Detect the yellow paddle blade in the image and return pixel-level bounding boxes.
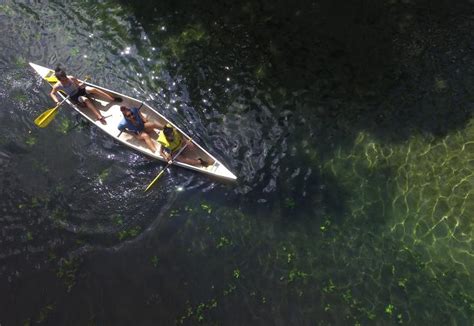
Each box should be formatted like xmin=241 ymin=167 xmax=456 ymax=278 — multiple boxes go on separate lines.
xmin=144 ymin=169 xmax=166 ymax=192
xmin=34 ymin=106 xmax=59 ymax=128
xmin=144 ymin=139 xmax=191 ymax=192
xmin=45 ymin=74 xmax=90 ymax=84
xmin=45 ymin=75 xmax=58 ymax=83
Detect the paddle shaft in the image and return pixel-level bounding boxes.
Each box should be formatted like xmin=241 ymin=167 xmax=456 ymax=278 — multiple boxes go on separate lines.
xmin=144 ymin=139 xmax=191 ymax=192
xmin=55 ymin=94 xmax=70 ymax=108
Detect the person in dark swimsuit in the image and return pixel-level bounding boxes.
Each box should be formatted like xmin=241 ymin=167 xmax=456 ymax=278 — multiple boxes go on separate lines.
xmin=50 ymin=67 xmax=122 ymax=124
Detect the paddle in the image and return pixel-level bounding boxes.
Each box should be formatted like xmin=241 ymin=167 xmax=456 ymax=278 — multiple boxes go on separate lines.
xmin=144 ymin=139 xmax=191 ymax=192
xmin=34 ymin=76 xmax=90 ymax=128
xmin=34 ymin=95 xmax=70 ymax=128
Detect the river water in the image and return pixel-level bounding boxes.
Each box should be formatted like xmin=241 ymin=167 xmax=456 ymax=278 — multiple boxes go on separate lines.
xmin=1 ymin=0 xmax=474 ymax=324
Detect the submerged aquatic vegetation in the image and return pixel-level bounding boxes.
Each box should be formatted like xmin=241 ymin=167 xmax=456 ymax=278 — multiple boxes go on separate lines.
xmin=200 ymin=202 xmax=212 ymax=214
xmin=14 ymin=56 xmax=27 ymax=68
xmin=113 ymin=214 xmax=124 ymax=226
xmin=283 ymin=197 xmax=295 ymax=209
xmin=97 ymin=167 xmax=111 ymax=183
xmin=36 ymin=304 xmax=55 ymax=323
xmin=51 ymin=208 xmax=67 ymax=224
xmin=25 ymin=231 xmax=33 ymax=241
xmin=321 ymin=128 xmax=474 ymax=279
xmin=161 ymin=24 xmax=209 ymax=59
xmin=385 ymin=304 xmax=394 ymax=316
xmin=168 ymin=177 xmax=474 ymax=324
xmin=216 ymin=236 xmax=232 ymax=249
xmin=31 ymin=159 xmax=49 ymax=173
xmin=0 ymin=4 xmax=14 ymax=15
xmin=70 ymin=47 xmax=80 ymax=57
xmin=117 ymin=225 xmax=142 ymax=240
xmin=55 ymin=117 xmax=72 ymax=134
xmin=177 ymin=298 xmax=218 ymax=324
xmin=56 ymin=257 xmax=80 ymax=293
xmin=233 ymin=269 xmax=240 ymax=279
xmin=151 ymin=255 xmax=159 ymax=268
xmin=11 ymin=90 xmax=28 ymax=103
xmin=25 ymin=135 xmax=36 ymax=146
xmin=255 ymin=64 xmax=267 ymax=79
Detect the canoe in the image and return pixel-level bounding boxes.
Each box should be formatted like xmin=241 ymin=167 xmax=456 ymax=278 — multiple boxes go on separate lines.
xmin=29 ymin=62 xmax=237 ymax=181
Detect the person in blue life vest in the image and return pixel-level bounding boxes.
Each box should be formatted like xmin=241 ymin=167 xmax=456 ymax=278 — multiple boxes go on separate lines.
xmin=50 ymin=66 xmax=122 ymax=124
xmin=157 ymin=124 xmax=211 ymax=167
xmin=118 ymin=106 xmax=164 ymax=152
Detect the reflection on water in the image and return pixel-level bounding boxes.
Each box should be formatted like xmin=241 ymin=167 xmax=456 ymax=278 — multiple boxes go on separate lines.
xmin=0 ymin=0 xmax=474 ymax=324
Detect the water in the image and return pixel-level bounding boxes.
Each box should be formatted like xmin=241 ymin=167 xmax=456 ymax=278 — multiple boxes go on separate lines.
xmin=1 ymin=0 xmax=474 ymax=324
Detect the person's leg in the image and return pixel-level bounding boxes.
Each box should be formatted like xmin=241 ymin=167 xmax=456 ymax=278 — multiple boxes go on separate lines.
xmin=175 ymin=146 xmax=210 ymax=166
xmin=82 ymin=98 xmax=106 ymax=124
xmin=84 ymin=86 xmax=116 ymax=102
xmin=137 ymin=132 xmax=157 ymax=152
xmin=144 ymin=121 xmax=164 ymax=131
xmin=175 ymin=155 xmax=201 ymax=166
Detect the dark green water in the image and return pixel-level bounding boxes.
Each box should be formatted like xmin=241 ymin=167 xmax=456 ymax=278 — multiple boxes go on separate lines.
xmin=1 ymin=0 xmax=474 ymax=324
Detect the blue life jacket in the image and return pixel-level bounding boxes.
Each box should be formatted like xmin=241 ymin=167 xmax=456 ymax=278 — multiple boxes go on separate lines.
xmin=118 ymin=107 xmax=144 ymax=133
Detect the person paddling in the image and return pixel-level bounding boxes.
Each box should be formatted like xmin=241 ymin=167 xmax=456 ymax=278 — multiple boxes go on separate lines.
xmin=50 ymin=66 xmax=122 ymax=124
xmin=118 ymin=105 xmax=164 ymax=152
xmin=157 ymin=124 xmax=211 ymax=167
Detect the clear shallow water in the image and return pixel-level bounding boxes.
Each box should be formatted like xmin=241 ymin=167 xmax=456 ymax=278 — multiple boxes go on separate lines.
xmin=1 ymin=0 xmax=474 ymax=324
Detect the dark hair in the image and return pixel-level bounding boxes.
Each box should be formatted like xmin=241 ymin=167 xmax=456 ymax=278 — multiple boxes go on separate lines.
xmin=120 ymin=106 xmax=129 ymax=112
xmin=163 ymin=124 xmax=173 ymax=137
xmin=54 ymin=66 xmax=67 ymax=79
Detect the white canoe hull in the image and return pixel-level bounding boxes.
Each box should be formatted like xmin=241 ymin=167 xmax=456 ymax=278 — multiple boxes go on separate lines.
xmin=29 ymin=62 xmax=237 ymax=181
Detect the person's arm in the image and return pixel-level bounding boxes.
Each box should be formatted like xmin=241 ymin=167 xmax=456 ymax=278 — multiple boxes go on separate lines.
xmin=139 ymin=111 xmax=148 ymax=123
xmin=160 ymin=147 xmax=172 ymax=161
xmin=49 ymin=84 xmax=61 ymax=104
xmin=176 ymin=132 xmax=187 ymax=147
xmin=70 ymin=76 xmax=83 ymax=87
xmin=118 ymin=122 xmax=138 ymax=136
xmin=118 ymin=121 xmax=131 ymax=134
